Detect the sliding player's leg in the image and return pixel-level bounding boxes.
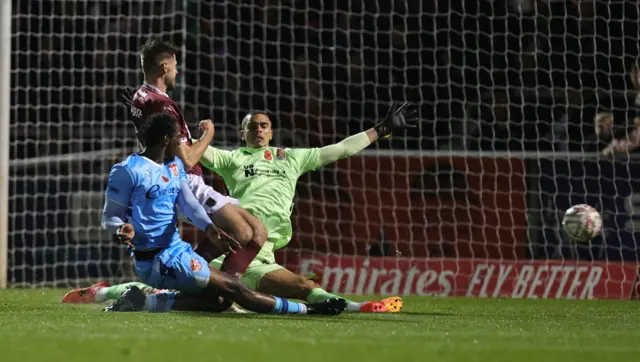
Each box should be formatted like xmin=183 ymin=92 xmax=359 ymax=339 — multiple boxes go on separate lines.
xmin=106 ymin=241 xmax=345 ymax=315
xmin=61 ymin=281 xmax=165 ymax=304
xmin=209 ymin=204 xmax=267 ymax=276
xmin=214 ymin=241 xmax=403 ymax=313
xmin=257 ymin=268 xmax=402 ymax=313
xmin=187 ymin=175 xmax=267 ymax=276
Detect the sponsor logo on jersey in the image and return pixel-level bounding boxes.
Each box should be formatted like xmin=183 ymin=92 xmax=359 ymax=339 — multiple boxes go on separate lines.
xmin=145 ymin=184 xmax=180 ymax=199
xmin=264 ymin=150 xmax=273 ymax=161
xmin=276 ymin=148 xmax=286 ymax=160
xmin=169 ymin=164 xmax=179 ymax=177
xmin=191 ymin=258 xmax=203 ymax=272
xmin=244 ymin=165 xmax=255 ymax=177
xmin=243 ymin=164 xmax=286 ymax=178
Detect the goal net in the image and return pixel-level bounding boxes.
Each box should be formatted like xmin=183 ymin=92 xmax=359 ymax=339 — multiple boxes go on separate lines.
xmin=8 ymin=0 xmax=640 ymax=298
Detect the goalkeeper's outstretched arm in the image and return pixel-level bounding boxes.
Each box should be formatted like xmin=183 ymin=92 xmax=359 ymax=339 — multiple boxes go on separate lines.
xmin=317 ymin=101 xmax=420 ymax=168
xmin=317 ymin=129 xmax=377 ymax=167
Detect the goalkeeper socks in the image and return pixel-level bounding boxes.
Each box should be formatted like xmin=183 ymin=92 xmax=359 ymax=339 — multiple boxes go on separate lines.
xmin=142 ymin=292 xmax=177 ymax=313
xmin=307 ymin=288 xmax=350 ymax=304
xmin=220 ymin=240 xmax=262 ymax=277
xmin=346 ymin=302 xmax=365 ymax=312
xmin=271 ymin=297 xmax=308 ymax=314
xmin=96 ymin=282 xmax=150 ymax=302
xmin=306 ymin=288 xmax=363 ymax=312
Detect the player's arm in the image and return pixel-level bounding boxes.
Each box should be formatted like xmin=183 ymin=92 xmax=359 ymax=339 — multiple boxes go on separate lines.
xmin=101 ymin=165 xmax=136 ymax=244
xmin=176 ymin=120 xmax=215 ymax=171
xmin=176 ymin=180 xmax=214 ymax=232
xmin=197 ymin=145 xmax=233 ymax=173
xmin=317 ymin=129 xmax=378 ymax=167
xmin=317 ymin=101 xmax=419 ymax=168
xmin=176 ymin=179 xmax=242 ymax=253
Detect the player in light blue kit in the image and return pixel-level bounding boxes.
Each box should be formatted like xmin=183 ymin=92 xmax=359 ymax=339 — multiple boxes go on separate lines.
xmin=101 ymin=112 xmax=346 ymax=315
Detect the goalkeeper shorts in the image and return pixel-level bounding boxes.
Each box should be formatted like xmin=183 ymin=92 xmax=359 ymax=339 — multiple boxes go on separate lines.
xmin=209 ymin=240 xmax=284 ymax=290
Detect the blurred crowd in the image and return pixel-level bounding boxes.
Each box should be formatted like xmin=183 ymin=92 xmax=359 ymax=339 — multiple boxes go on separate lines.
xmin=10 ymin=0 xmax=640 ymax=156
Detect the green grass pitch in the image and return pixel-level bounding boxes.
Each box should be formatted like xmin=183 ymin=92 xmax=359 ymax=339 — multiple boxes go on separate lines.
xmin=1 ymin=289 xmax=639 ymax=362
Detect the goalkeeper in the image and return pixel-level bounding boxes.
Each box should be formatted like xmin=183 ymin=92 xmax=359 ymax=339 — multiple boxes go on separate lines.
xmin=63 ymin=102 xmax=417 ymax=313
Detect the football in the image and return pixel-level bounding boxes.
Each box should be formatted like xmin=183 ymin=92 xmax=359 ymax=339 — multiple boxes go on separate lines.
xmin=562 ymin=204 xmax=602 ymax=242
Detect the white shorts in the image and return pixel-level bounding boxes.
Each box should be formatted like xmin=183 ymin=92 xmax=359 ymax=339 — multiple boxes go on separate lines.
xmin=183 ymin=173 xmax=239 ymax=215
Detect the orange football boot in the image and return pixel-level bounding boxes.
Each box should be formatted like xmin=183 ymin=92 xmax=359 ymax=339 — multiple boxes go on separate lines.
xmin=359 ymin=296 xmax=403 ymax=313
xmin=61 ymin=281 xmax=110 ymax=304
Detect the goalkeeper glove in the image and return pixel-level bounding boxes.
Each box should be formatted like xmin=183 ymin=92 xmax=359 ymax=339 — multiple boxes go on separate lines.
xmin=374 ymin=101 xmax=419 ymax=139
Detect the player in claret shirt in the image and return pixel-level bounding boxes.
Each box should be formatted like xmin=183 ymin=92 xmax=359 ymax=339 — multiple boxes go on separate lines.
xmin=63 ymin=38 xmax=270 ymax=310
xmin=100 ymin=112 xmax=346 ymax=315
xmin=126 ymin=38 xmax=267 ymax=278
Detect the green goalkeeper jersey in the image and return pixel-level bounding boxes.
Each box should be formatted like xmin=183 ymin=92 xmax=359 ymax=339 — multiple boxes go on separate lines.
xmin=201 ymin=146 xmax=321 ymax=250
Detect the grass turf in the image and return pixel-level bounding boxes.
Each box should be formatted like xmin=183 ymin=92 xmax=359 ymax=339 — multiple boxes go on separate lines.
xmin=0 ymin=289 xmax=639 ymax=362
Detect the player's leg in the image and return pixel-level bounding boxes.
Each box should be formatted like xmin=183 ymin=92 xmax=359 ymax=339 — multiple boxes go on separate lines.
xmin=256 ymin=268 xmax=402 ymax=312
xmin=196 ymin=264 xmax=345 ymax=315
xmin=211 ymin=241 xmax=401 ymax=313
xmin=106 ymin=242 xmax=345 ymax=315
xmin=239 ymin=244 xmax=402 ymax=313
xmin=61 ymin=281 xmax=167 ymax=304
xmin=210 ymin=204 xmax=268 ymax=276
xmin=188 ymin=175 xmax=267 ymax=276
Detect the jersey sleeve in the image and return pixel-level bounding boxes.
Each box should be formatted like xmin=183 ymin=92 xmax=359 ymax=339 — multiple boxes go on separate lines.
xmin=175 ymin=157 xmax=188 ymax=182
xmin=288 ymin=148 xmax=322 ymax=176
xmin=105 ymin=164 xmax=135 ymax=206
xmin=200 ymin=146 xmax=233 ymax=173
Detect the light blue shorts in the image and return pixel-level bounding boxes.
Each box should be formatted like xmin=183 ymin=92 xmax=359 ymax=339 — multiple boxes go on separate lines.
xmin=134 ymin=241 xmax=210 ymax=294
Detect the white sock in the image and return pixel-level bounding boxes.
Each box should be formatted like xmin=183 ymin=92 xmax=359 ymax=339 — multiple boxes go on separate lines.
xmin=94 ymin=288 xmax=108 ymax=303
xmin=346 ymin=301 xmax=365 ymax=312
xmin=299 ymin=303 xmax=308 ymax=314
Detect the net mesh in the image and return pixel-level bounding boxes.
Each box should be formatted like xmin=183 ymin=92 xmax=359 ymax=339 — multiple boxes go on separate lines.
xmin=8 ymin=0 xmax=640 ymax=296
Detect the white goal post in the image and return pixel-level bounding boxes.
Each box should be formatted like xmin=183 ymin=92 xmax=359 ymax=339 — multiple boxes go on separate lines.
xmin=0 ymin=0 xmax=11 ymax=289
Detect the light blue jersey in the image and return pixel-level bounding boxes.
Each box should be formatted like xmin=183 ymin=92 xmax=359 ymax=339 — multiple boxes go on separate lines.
xmin=105 ymin=154 xmax=187 ymax=250
xmin=103 ymin=152 xmax=215 ymax=293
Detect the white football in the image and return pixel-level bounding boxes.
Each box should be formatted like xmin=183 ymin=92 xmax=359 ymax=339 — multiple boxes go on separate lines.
xmin=562 ymin=204 xmax=602 ymax=242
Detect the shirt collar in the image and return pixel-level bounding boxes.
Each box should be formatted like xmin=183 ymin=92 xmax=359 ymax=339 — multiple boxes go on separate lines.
xmin=142 ymin=83 xmax=169 ymax=98
xmin=239 ymin=147 xmax=268 ymax=154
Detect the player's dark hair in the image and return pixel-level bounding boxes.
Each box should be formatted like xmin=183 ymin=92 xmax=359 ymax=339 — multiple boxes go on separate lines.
xmin=241 ymin=111 xmax=276 ymax=129
xmin=140 ymin=37 xmax=180 ymax=75
xmin=139 ymin=113 xmax=178 ymax=148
